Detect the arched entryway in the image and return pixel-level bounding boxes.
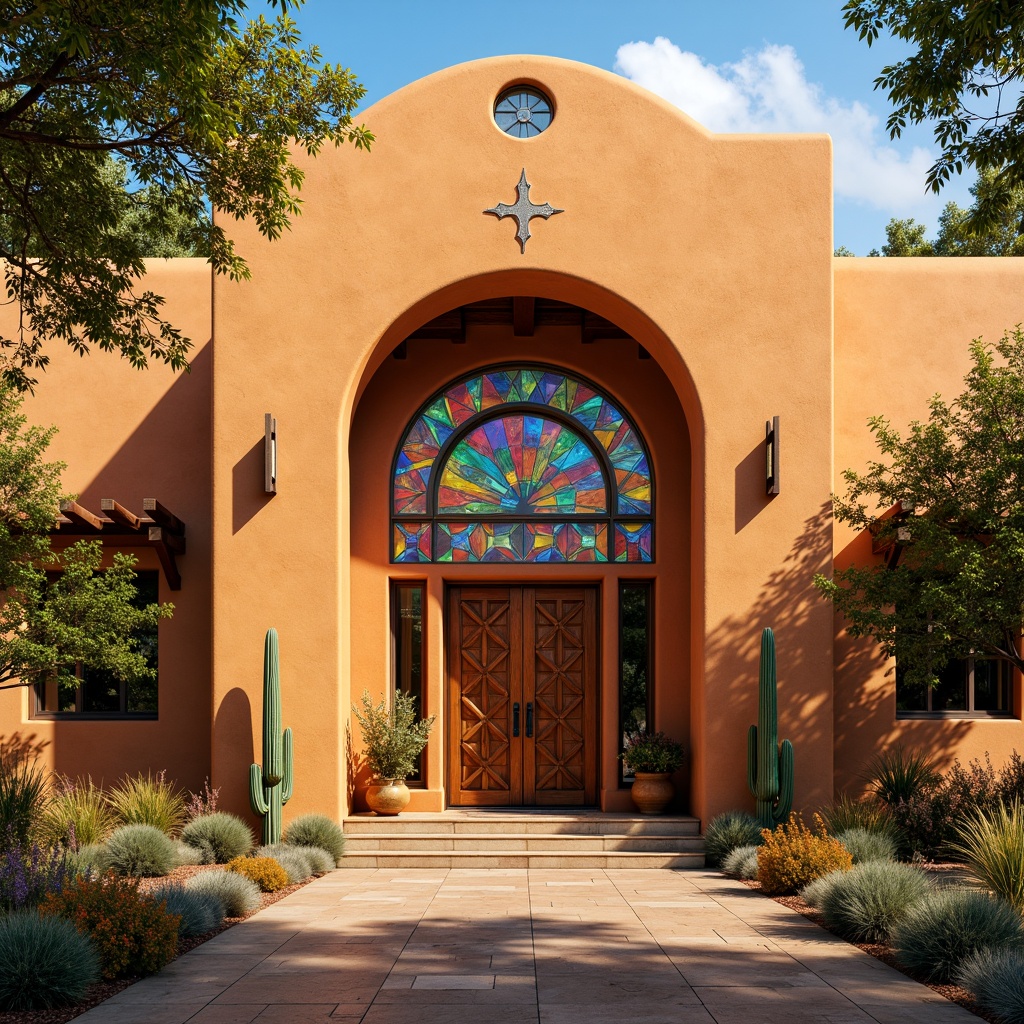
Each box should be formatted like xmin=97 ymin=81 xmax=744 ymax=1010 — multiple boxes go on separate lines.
xmin=348 ymin=288 xmax=696 ymax=813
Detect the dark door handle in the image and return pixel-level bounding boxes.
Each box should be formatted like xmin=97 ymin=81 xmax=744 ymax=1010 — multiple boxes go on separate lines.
xmin=512 ymin=702 xmax=520 ymax=737
xmin=525 ymin=702 xmax=533 ymax=738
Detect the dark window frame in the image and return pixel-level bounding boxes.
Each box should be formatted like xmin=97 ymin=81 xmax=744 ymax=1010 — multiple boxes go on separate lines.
xmin=618 ymin=579 xmax=654 ymax=786
xmin=390 ymin=579 xmax=427 ymax=786
xmin=896 ymin=655 xmax=1015 ymax=720
xmin=31 ymin=570 xmax=160 ymax=721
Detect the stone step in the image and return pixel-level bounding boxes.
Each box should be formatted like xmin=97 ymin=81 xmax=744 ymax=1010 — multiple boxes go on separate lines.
xmin=343 ymin=833 xmax=705 ymax=853
xmin=343 ymin=814 xmax=700 ymax=837
xmin=339 ymin=850 xmax=705 ymax=870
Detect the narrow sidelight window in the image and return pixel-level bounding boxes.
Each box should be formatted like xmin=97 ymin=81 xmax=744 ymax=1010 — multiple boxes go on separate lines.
xmin=391 ymin=581 xmax=426 ymax=784
xmin=619 ymin=581 xmax=653 ymax=783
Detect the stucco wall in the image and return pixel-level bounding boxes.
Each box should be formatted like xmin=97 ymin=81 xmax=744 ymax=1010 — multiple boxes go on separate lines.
xmin=0 ymin=259 xmax=212 ymax=792
xmin=833 ymin=258 xmax=1024 ymax=794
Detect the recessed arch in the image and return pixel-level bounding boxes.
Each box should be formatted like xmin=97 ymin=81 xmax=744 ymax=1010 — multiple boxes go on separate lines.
xmin=391 ymin=363 xmax=654 ymax=563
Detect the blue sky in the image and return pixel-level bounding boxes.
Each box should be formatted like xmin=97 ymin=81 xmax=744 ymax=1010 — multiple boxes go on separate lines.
xmin=290 ymin=1 xmax=972 ymax=256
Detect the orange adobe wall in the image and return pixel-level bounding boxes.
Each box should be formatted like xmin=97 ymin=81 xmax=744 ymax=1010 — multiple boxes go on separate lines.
xmin=833 ymin=258 xmax=1024 ymax=795
xmin=0 ymin=259 xmax=213 ymax=794
xmin=211 ymin=55 xmax=835 ymax=827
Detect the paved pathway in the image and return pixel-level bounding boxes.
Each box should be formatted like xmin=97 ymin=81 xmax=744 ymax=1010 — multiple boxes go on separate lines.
xmin=76 ymin=868 xmax=978 ymax=1024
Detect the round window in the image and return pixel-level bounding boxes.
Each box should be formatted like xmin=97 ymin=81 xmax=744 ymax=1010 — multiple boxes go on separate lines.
xmin=494 ymin=86 xmax=553 ymax=138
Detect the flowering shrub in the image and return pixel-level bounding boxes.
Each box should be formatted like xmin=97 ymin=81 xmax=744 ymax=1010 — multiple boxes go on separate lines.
xmin=41 ymin=873 xmax=179 ymax=979
xmin=227 ymin=856 xmax=288 ymax=892
xmin=757 ymin=813 xmax=852 ymax=895
xmin=620 ymin=732 xmax=684 ymax=774
xmin=0 ymin=835 xmax=68 ymax=912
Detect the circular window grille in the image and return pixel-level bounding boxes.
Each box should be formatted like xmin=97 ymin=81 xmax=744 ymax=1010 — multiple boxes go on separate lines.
xmin=494 ymin=86 xmax=553 ymax=138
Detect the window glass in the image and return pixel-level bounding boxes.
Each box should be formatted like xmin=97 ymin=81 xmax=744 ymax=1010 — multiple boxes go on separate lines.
xmin=619 ymin=582 xmax=652 ymax=782
xmin=392 ymin=582 xmax=425 ymax=784
xmin=974 ymin=659 xmax=1009 ymax=713
xmin=896 ymin=654 xmax=1013 ymax=717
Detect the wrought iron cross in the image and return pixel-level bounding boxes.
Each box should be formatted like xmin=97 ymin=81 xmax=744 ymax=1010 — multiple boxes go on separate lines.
xmin=485 ymin=169 xmax=563 ymax=253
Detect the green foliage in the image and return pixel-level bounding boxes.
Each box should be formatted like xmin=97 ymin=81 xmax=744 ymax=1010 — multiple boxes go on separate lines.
xmin=0 ymin=910 xmax=99 ymax=1010
xmin=956 ymin=947 xmax=1024 ymax=1023
xmin=107 ymin=772 xmax=185 ymax=836
xmin=41 ymin=873 xmax=180 ymax=979
xmin=747 ymin=627 xmax=795 ymax=828
xmin=950 ymin=802 xmax=1024 ymax=912
xmin=721 ymin=844 xmax=760 ymax=880
xmin=819 ymin=860 xmax=932 ymax=943
xmin=227 ymin=855 xmax=288 ymax=892
xmin=704 ymin=810 xmax=764 ymax=868
xmin=256 ymin=843 xmax=312 ymax=883
xmin=180 ymin=812 xmax=253 ymax=864
xmin=842 ymin=1 xmax=1024 ymax=234
xmin=0 ymin=0 xmax=372 ymax=390
xmin=620 ymin=731 xmax=684 ymax=775
xmin=353 ymin=689 xmax=436 ymax=782
xmin=892 ymin=888 xmax=1024 ymax=983
xmin=799 ymin=869 xmax=848 ymax=909
xmin=184 ymin=868 xmax=260 ymax=918
xmin=864 ymin=746 xmax=941 ymax=807
xmin=66 ymin=843 xmax=110 ymax=878
xmin=284 ymin=813 xmax=344 ymax=862
xmin=106 ymin=824 xmax=176 ymax=877
xmin=172 ymin=840 xmax=204 ymax=867
xmin=148 ymin=881 xmax=224 ymax=938
xmin=819 ymin=794 xmax=898 ymax=839
xmin=35 ymin=777 xmax=114 ymax=849
xmin=816 ymin=330 xmax=1024 ymax=687
xmin=757 ymin=813 xmax=853 ymax=896
xmin=301 ymin=846 xmax=336 ymax=875
xmin=0 ymin=386 xmax=172 ymax=694
xmin=0 ymin=753 xmax=47 ymax=845
xmin=835 ymin=827 xmax=898 ymax=864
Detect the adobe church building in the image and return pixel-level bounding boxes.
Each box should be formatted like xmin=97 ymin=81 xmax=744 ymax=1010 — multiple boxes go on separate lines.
xmin=4 ymin=56 xmax=1023 ymax=828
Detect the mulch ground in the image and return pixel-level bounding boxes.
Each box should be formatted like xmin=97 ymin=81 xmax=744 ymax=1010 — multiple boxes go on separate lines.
xmin=0 ymin=864 xmax=311 ymax=1024
xmin=742 ymin=862 xmax=993 ymax=1023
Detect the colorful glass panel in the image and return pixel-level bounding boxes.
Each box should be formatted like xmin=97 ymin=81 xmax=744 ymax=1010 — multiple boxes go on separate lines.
xmin=436 ymin=522 xmax=522 ymax=562
xmin=392 ymin=522 xmax=431 ymax=562
xmin=524 ymin=523 xmax=608 ymax=562
xmin=393 ymin=367 xmax=652 ymax=515
xmin=614 ymin=522 xmax=653 ymax=563
xmin=437 ymin=415 xmax=607 ymax=515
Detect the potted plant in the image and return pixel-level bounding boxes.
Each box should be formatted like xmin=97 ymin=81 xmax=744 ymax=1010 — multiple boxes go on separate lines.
xmin=352 ymin=689 xmax=435 ymax=815
xmin=621 ymin=731 xmax=684 ymax=815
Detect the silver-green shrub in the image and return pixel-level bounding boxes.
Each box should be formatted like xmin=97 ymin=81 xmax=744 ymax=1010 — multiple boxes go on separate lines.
xmin=799 ymin=869 xmax=848 ymax=909
xmin=284 ymin=814 xmax=344 ymax=862
xmin=302 ymin=846 xmax=336 ymax=874
xmin=704 ymin=811 xmax=763 ymax=868
xmin=256 ymin=843 xmax=312 ymax=883
xmin=66 ymin=843 xmax=111 ymax=878
xmin=106 ymin=824 xmax=176 ymax=877
xmin=172 ymin=840 xmax=205 ymax=866
xmin=148 ymin=882 xmax=225 ymax=937
xmin=180 ymin=813 xmax=253 ymax=864
xmin=892 ymin=888 xmax=1024 ymax=982
xmin=0 ymin=911 xmax=100 ymax=1010
xmin=835 ymin=827 xmax=897 ymax=864
xmin=184 ymin=869 xmax=260 ymax=917
xmin=721 ymin=844 xmax=760 ymax=880
xmin=819 ymin=860 xmax=931 ymax=943
xmin=956 ymin=947 xmax=1024 ymax=1023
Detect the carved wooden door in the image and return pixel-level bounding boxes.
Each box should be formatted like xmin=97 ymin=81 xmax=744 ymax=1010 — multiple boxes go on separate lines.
xmin=448 ymin=586 xmax=598 ymax=806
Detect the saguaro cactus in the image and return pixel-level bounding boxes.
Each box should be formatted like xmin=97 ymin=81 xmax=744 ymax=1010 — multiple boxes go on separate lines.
xmin=747 ymin=627 xmax=795 ymax=828
xmin=249 ymin=628 xmax=293 ymax=845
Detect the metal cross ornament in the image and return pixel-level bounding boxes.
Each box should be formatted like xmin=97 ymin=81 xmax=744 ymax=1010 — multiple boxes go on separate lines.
xmin=485 ymin=169 xmax=563 ymax=253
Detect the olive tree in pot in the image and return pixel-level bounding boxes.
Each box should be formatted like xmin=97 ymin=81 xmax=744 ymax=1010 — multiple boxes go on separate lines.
xmin=352 ymin=689 xmax=436 ymax=815
xmin=621 ymin=732 xmax=684 ymax=814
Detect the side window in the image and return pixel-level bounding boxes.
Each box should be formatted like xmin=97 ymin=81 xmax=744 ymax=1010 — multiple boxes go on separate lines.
xmin=391 ymin=581 xmax=426 ymax=784
xmin=619 ymin=580 xmax=653 ymax=783
xmin=896 ymin=656 xmax=1012 ymax=718
xmin=33 ymin=571 xmax=160 ymax=719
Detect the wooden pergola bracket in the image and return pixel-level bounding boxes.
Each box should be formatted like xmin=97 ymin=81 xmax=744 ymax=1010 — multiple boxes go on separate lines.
xmin=53 ymin=497 xmax=187 ymax=591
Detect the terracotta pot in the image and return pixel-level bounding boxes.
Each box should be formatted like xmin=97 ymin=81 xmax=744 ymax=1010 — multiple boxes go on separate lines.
xmin=630 ymin=772 xmax=674 ymax=815
xmin=365 ymin=779 xmax=411 ymax=816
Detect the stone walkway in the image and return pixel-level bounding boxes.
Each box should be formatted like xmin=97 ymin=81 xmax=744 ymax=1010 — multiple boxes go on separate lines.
xmin=75 ymin=868 xmax=978 ymax=1024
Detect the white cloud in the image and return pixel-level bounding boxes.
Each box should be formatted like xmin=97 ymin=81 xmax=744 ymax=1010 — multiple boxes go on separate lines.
xmin=614 ymin=37 xmax=938 ymax=214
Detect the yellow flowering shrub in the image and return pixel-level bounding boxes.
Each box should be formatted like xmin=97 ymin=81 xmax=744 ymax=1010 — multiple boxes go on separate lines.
xmin=756 ymin=812 xmax=852 ymax=895
xmin=226 ymin=856 xmax=288 ymax=893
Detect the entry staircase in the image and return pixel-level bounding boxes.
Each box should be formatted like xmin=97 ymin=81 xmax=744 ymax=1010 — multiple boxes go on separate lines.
xmin=341 ymin=810 xmax=705 ymax=869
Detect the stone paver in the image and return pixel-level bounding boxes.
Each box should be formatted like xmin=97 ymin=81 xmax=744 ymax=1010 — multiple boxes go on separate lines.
xmin=73 ymin=869 xmax=980 ymax=1024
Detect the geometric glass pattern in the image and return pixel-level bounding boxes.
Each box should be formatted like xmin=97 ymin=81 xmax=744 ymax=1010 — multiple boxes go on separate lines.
xmin=392 ymin=365 xmax=653 ymax=563
xmin=494 ymin=86 xmax=553 ymax=139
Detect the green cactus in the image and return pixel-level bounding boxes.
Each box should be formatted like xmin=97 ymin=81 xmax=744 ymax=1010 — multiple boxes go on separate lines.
xmin=747 ymin=627 xmax=795 ymax=829
xmin=249 ymin=628 xmax=293 ymax=845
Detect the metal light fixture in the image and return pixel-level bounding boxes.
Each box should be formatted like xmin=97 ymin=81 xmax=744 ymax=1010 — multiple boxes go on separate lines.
xmin=765 ymin=416 xmax=780 ymax=496
xmin=264 ymin=414 xmax=277 ymax=494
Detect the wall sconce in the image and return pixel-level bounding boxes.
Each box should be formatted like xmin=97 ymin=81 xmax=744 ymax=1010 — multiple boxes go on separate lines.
xmin=264 ymin=413 xmax=277 ymax=494
xmin=765 ymin=416 xmax=780 ymax=496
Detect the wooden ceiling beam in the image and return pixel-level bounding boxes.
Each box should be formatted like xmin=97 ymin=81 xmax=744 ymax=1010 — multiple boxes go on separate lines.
xmin=513 ymin=296 xmax=535 ymax=337
xmin=100 ymin=498 xmax=142 ymax=531
xmin=59 ymin=500 xmax=103 ymax=531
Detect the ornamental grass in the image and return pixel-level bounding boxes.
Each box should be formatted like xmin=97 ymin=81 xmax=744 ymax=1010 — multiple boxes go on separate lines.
xmin=950 ymin=800 xmax=1024 ymax=912
xmin=107 ymin=771 xmax=186 ymax=837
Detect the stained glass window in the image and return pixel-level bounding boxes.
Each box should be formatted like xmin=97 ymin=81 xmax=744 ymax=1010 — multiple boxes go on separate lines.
xmin=392 ymin=366 xmax=653 ymax=563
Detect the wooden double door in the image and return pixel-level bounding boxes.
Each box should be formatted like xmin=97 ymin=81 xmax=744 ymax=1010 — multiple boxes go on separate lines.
xmin=447 ymin=586 xmax=598 ymax=806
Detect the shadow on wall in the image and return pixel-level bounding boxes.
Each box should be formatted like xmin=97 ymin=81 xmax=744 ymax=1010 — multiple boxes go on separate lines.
xmin=214 ymin=687 xmax=256 ymax=832
xmin=0 ymin=731 xmax=49 ymax=766
xmin=704 ymin=503 xmax=835 ymax=817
